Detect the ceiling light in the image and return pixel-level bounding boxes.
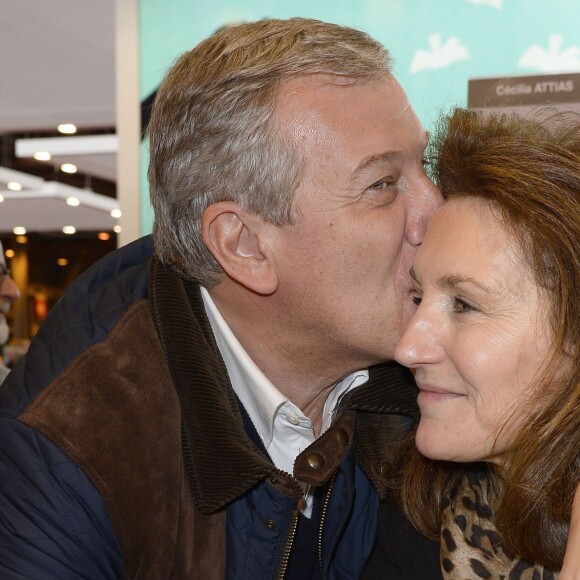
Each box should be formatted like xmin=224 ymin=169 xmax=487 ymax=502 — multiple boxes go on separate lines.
xmin=5 ymin=249 xmax=14 ymax=259
xmin=62 ymin=225 xmax=76 ymax=235
xmin=13 ymin=226 xmax=27 ymax=235
xmin=57 ymin=258 xmax=69 ymax=266
xmin=57 ymin=124 xmax=77 ymax=135
xmin=61 ymin=163 xmax=77 ymax=174
xmin=110 ymin=208 xmax=122 ymax=219
xmin=98 ymin=232 xmax=110 ymax=241
xmin=66 ymin=196 xmax=80 ymax=206
xmin=7 ymin=181 xmax=22 ymax=191
xmin=17 ymin=135 xmax=118 ymax=158
xmin=33 ymin=151 xmax=51 ymax=161
xmin=113 ymin=225 xmax=122 ymax=234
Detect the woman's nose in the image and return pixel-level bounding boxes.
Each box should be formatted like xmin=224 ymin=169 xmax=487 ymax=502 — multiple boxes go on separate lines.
xmin=395 ymin=308 xmax=444 ymax=368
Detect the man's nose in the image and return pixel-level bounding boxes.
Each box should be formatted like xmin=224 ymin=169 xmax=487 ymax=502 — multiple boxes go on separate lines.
xmin=0 ymin=275 xmax=20 ymax=303
xmin=405 ymin=178 xmax=444 ymax=247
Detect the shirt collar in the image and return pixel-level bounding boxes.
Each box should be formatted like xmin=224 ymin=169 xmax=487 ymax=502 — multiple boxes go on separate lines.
xmin=200 ymin=287 xmax=368 ymax=447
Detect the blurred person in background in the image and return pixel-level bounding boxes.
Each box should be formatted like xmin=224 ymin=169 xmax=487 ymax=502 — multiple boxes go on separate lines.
xmin=0 ymin=240 xmax=20 ymax=383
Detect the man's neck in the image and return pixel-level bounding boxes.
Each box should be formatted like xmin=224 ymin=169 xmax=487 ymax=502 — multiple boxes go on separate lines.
xmin=207 ymin=285 xmax=366 ymax=429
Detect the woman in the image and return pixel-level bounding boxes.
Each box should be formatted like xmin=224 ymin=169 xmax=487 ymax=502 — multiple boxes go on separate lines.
xmin=385 ymin=108 xmax=579 ymax=577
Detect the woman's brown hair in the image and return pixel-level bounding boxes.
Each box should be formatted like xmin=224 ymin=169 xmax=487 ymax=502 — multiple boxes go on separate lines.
xmin=393 ymin=108 xmax=580 ymax=569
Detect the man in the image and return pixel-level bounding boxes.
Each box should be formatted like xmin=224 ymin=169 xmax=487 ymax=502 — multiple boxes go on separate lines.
xmin=0 ymin=18 xmax=442 ymax=578
xmin=0 ymin=241 xmax=20 ymax=383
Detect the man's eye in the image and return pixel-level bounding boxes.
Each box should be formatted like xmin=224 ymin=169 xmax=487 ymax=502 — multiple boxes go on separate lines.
xmin=411 ymin=294 xmax=422 ymax=306
xmin=369 ymin=179 xmax=395 ymax=191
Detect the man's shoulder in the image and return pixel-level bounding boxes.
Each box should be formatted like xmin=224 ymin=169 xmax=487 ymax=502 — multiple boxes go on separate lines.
xmin=0 ymin=237 xmax=182 ymax=578
xmin=0 ymin=236 xmax=155 ymax=417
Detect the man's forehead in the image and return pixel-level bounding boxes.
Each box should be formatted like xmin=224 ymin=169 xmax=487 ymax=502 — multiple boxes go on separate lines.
xmin=276 ymin=74 xmax=411 ymax=134
xmin=278 ymin=72 xmax=396 ymax=102
xmin=276 ymin=73 xmax=419 ymax=135
xmin=281 ymin=73 xmax=363 ymax=92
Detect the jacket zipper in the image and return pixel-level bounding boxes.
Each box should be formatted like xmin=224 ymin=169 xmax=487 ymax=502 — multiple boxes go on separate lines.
xmin=318 ymin=470 xmax=338 ymax=568
xmin=277 ymin=507 xmax=300 ymax=580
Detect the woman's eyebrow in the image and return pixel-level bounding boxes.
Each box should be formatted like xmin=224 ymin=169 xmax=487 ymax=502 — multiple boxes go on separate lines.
xmin=438 ymin=274 xmax=495 ymax=295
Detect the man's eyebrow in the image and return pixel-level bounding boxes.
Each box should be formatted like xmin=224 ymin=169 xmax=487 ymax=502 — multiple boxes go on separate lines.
xmin=351 ymin=151 xmax=400 ymax=181
xmin=439 ymin=274 xmax=495 ymax=294
xmin=351 ymin=135 xmax=430 ymax=183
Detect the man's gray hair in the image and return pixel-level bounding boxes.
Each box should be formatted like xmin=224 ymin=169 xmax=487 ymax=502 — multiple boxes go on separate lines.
xmin=148 ymin=17 xmax=393 ymax=287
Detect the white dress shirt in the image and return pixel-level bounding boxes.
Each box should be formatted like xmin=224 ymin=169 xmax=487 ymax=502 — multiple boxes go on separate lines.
xmin=201 ymin=287 xmax=368 ymax=517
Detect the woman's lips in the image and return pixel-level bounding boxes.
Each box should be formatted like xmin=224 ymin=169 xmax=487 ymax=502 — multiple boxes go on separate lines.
xmin=416 ymin=383 xmax=464 ymax=402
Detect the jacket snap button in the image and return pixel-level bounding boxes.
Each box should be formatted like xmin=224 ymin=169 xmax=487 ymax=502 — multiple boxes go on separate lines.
xmin=307 ymin=452 xmax=325 ymax=470
xmin=336 ymin=428 xmax=349 ymax=446
xmin=265 ymin=519 xmax=277 ymax=530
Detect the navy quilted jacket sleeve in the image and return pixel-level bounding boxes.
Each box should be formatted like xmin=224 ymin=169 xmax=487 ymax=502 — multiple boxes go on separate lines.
xmin=0 ymin=418 xmax=123 ymax=578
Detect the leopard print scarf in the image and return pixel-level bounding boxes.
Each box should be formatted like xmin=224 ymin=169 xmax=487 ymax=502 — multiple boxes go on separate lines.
xmin=440 ymin=470 xmax=558 ymax=579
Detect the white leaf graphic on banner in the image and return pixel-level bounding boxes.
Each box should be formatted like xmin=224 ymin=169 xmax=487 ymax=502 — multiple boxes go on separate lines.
xmin=465 ymin=0 xmax=502 ymax=8
xmin=518 ymin=34 xmax=580 ymax=72
xmin=410 ymin=34 xmax=470 ymax=73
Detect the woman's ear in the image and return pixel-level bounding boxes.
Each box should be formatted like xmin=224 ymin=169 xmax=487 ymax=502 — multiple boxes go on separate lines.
xmin=201 ymin=201 xmax=279 ymax=295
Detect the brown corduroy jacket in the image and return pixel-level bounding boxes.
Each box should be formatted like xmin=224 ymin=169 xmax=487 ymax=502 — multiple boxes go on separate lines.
xmin=17 ymin=254 xmax=419 ymax=578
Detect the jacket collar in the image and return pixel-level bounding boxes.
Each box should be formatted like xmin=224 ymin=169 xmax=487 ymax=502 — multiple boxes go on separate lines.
xmin=149 ymin=256 xmax=419 ymax=511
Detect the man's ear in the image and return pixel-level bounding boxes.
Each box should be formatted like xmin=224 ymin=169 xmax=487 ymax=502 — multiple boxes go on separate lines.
xmin=202 ymin=201 xmax=279 ymax=295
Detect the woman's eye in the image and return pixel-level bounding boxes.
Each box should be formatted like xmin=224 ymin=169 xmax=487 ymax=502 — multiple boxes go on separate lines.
xmin=453 ymin=297 xmax=477 ymax=313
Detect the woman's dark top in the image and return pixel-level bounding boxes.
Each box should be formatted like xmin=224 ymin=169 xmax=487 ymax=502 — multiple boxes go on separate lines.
xmin=362 ymin=500 xmax=443 ymax=580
